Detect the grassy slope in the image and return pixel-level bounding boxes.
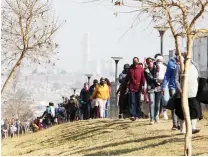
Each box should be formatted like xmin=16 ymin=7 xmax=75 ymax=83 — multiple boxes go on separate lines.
xmin=2 ymin=119 xmax=208 ymax=156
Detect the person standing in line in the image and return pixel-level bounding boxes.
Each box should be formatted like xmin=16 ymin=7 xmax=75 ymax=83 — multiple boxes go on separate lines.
xmin=90 ymin=78 xmax=109 ymax=118
xmin=175 ymin=57 xmax=202 ymax=134
xmin=80 ymin=83 xmax=91 ymax=120
xmin=117 ymin=64 xmax=130 ymax=119
xmin=144 ymin=57 xmax=163 ymax=124
xmin=127 ymin=57 xmax=145 ymax=121
xmin=153 ymin=54 xmax=168 ymax=120
xmin=162 ymin=52 xmax=181 ymax=130
xmin=89 ymin=79 xmax=98 ymax=118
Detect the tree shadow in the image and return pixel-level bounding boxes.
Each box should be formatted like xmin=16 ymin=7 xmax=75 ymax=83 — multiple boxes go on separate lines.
xmin=83 ymin=138 xmax=184 ymax=156
xmin=70 ymin=134 xmax=178 ymax=155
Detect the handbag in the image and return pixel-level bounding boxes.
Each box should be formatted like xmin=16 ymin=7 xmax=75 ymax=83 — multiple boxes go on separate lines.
xmin=196 ymin=77 xmax=208 ymax=104
xmin=162 ymin=93 xmax=177 ymax=110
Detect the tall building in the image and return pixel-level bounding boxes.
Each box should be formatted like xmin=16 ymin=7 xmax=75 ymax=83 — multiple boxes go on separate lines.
xmin=81 ymin=33 xmax=91 ymax=72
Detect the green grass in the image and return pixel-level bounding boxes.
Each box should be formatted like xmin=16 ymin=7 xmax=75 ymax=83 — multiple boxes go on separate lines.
xmin=2 ymin=118 xmax=208 ymax=156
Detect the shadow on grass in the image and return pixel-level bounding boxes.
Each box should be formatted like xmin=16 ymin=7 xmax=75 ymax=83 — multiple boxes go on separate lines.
xmin=70 ymin=135 xmax=207 ymax=155
xmin=39 ymin=121 xmax=133 ymax=145
xmin=70 ymin=134 xmax=179 ymax=155
xmin=83 ymin=138 xmax=184 ymax=156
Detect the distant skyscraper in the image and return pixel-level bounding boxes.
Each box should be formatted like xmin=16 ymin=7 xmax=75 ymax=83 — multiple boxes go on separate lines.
xmin=81 ymin=33 xmax=91 ymax=73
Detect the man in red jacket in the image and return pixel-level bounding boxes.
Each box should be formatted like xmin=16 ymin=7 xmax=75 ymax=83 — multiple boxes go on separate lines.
xmin=127 ymin=57 xmax=145 ymax=121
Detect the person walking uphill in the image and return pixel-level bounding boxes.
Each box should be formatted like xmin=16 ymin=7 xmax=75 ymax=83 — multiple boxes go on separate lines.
xmin=127 ymin=57 xmax=145 ymax=121
xmin=144 ymin=57 xmax=163 ymax=125
xmin=175 ymin=57 xmax=202 ymax=134
xmin=89 ymin=79 xmax=98 ymax=118
xmin=117 ymin=64 xmax=130 ymax=119
xmin=80 ymin=83 xmax=91 ymax=120
xmin=162 ymin=53 xmax=180 ymax=130
xmin=90 ymin=78 xmax=109 ymax=118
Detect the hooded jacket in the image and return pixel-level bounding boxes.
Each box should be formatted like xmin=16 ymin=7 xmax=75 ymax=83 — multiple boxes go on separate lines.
xmin=162 ymin=57 xmax=177 ymax=90
xmin=80 ymin=88 xmax=90 ymax=102
xmin=127 ymin=64 xmax=145 ymax=92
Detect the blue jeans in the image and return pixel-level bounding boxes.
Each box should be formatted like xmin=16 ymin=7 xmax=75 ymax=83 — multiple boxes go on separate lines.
xmin=129 ymin=91 xmax=143 ymax=118
xmin=169 ymin=89 xmax=179 ymax=126
xmin=148 ymin=91 xmax=162 ymax=121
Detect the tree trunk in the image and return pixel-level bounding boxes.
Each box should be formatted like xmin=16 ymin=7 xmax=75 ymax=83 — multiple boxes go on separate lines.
xmin=180 ymin=36 xmax=193 ymax=156
xmin=1 ymin=52 xmax=24 ymax=94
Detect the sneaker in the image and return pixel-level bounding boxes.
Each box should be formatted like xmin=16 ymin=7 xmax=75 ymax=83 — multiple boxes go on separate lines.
xmin=177 ymin=125 xmax=180 ymax=130
xmin=192 ymin=129 xmax=200 ymax=134
xmin=130 ymin=117 xmax=136 ymax=121
xmin=172 ymin=125 xmax=178 ymax=130
xmin=155 ymin=117 xmax=160 ymax=123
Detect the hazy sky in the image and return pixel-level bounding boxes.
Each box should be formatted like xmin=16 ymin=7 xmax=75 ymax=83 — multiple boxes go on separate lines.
xmin=52 ymin=0 xmax=176 ymax=73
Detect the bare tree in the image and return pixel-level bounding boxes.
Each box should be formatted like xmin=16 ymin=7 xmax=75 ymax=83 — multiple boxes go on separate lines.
xmin=110 ymin=0 xmax=208 ymax=156
xmin=1 ymin=0 xmax=65 ymax=94
xmin=2 ymin=89 xmax=34 ymax=121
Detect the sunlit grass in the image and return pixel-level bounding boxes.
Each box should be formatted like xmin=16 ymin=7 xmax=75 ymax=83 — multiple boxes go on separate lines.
xmin=2 ymin=118 xmax=208 ymax=156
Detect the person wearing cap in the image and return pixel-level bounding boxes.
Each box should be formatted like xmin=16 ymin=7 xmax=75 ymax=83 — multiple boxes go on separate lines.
xmin=90 ymin=78 xmax=109 ymax=118
xmin=117 ymin=63 xmax=130 ymax=119
xmin=154 ymin=54 xmax=168 ymax=121
xmin=127 ymin=57 xmax=145 ymax=121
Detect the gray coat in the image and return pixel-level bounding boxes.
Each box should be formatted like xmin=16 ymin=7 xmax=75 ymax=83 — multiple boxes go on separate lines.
xmin=175 ymin=62 xmax=199 ymax=98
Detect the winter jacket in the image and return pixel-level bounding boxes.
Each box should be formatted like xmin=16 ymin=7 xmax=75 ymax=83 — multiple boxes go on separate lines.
xmin=175 ymin=62 xmax=199 ymax=98
xmin=144 ymin=67 xmax=156 ymax=93
xmin=90 ymin=84 xmax=109 ymax=100
xmin=119 ymin=70 xmax=128 ymax=84
xmin=127 ymin=64 xmax=145 ymax=92
xmin=89 ymin=84 xmax=97 ymax=96
xmin=162 ymin=57 xmax=177 ymax=90
xmin=80 ymin=89 xmax=90 ymax=102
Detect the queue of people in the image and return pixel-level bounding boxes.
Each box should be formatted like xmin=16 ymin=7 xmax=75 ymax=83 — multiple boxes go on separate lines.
xmin=116 ymin=52 xmax=205 ymax=134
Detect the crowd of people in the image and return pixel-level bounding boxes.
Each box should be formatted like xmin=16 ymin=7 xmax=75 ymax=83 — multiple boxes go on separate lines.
xmin=116 ymin=52 xmax=203 ymax=134
xmin=2 ymin=51 xmax=206 ymax=138
xmin=1 ymin=119 xmax=30 ymax=139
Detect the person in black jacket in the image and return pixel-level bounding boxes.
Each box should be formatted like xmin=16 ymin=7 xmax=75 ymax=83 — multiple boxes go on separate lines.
xmin=89 ymin=79 xmax=98 ymax=118
xmin=117 ymin=64 xmax=130 ymax=119
xmin=80 ymin=83 xmax=91 ymax=120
